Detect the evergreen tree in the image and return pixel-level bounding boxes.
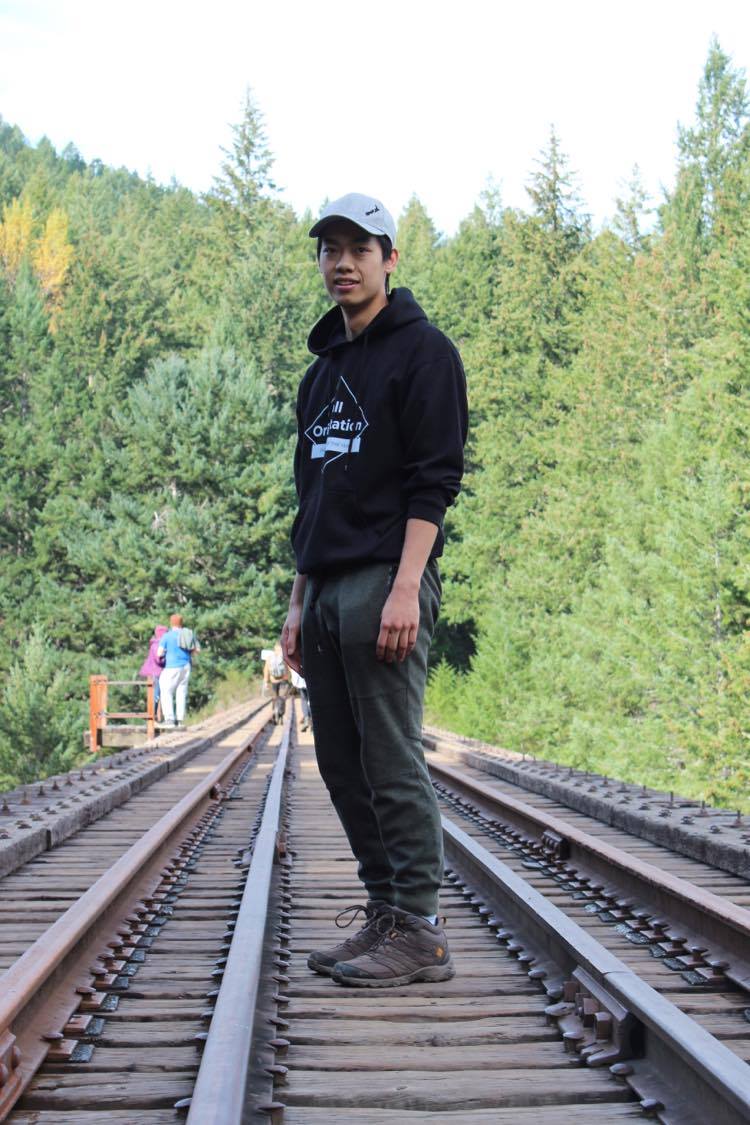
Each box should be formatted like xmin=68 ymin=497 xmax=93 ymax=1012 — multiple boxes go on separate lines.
xmin=209 ymin=88 xmax=276 ymax=245
xmin=664 ymin=39 xmax=750 ymax=265
xmin=395 ymin=196 xmax=441 ymax=309
xmin=27 ymin=348 xmax=295 ymax=700
xmin=0 ymin=627 xmax=82 ymax=787
xmin=613 ymin=166 xmax=652 ymax=252
xmin=210 ymin=201 xmax=327 ymax=404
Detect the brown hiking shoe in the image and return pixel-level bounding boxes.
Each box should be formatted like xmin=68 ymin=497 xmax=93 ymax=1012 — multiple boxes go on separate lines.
xmin=332 ymin=906 xmax=454 ymax=987
xmin=307 ymin=901 xmax=392 ymax=976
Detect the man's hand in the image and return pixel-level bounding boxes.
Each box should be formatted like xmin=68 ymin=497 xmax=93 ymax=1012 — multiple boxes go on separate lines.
xmin=377 ymin=582 xmax=419 ymax=663
xmin=281 ymin=573 xmax=307 ymax=675
xmin=375 ymin=519 xmax=437 ymax=662
xmin=281 ymin=603 xmax=303 ymax=674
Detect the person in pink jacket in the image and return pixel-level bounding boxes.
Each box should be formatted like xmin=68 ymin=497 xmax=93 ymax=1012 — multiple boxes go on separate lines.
xmin=139 ymin=624 xmax=168 ymax=721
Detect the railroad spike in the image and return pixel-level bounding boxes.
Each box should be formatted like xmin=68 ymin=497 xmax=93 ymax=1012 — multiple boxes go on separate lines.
xmin=265 ymin=1064 xmax=288 ymax=1085
xmin=258 ymin=1103 xmax=285 ymax=1123
xmin=268 ymin=1038 xmax=290 ymax=1056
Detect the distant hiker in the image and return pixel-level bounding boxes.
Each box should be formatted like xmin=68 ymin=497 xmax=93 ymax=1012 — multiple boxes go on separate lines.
xmin=139 ymin=623 xmax=168 ymax=722
xmin=263 ymin=642 xmax=289 ymax=725
xmin=281 ymin=193 xmax=467 ymax=987
xmin=290 ymin=668 xmax=311 ymax=731
xmin=158 ymin=613 xmax=200 ymax=728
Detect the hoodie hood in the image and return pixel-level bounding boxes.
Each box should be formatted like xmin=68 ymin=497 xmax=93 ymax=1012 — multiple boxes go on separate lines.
xmin=307 ymin=287 xmax=428 ymax=357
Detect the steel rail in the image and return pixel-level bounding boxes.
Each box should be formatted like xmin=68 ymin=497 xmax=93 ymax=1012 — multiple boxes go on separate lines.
xmin=429 ymin=757 xmax=750 ymax=987
xmin=442 ymin=813 xmax=750 ymax=1125
xmin=186 ymin=706 xmax=292 ymax=1124
xmin=0 ymin=697 xmax=270 ymax=883
xmin=0 ymin=707 xmax=270 ymax=1120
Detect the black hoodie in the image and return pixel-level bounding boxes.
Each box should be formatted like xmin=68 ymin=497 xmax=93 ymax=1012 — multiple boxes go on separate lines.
xmin=291 ymin=288 xmax=468 ymax=576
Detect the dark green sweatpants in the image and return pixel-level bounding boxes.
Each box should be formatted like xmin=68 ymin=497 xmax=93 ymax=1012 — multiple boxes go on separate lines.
xmin=301 ymin=560 xmax=443 ymax=917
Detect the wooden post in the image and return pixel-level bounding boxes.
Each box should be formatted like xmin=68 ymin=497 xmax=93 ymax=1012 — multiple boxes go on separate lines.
xmin=89 ymin=675 xmax=108 ymax=753
xmin=100 ymin=677 xmax=108 ymax=732
xmin=146 ymin=677 xmax=155 ymax=740
xmin=88 ymin=676 xmax=98 ymax=753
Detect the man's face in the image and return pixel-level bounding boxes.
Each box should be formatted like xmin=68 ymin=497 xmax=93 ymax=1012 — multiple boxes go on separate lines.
xmin=318 ymin=220 xmax=397 ymax=311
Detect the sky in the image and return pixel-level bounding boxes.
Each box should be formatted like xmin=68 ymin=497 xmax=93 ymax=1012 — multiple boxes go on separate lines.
xmin=1 ymin=0 xmax=749 ymax=236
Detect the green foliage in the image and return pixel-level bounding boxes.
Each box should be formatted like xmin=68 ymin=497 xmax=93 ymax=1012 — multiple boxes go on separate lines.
xmin=27 ymin=347 xmax=295 ymax=700
xmin=2 ymin=44 xmax=750 ymax=815
xmin=209 ymin=88 xmax=276 ymax=244
xmin=0 ymin=627 xmax=83 ymax=786
xmin=424 ymin=659 xmax=465 ymax=730
xmin=191 ymin=668 xmax=258 ymax=722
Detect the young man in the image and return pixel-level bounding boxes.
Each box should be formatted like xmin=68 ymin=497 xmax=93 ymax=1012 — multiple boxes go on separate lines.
xmin=281 ymin=193 xmax=467 ymax=987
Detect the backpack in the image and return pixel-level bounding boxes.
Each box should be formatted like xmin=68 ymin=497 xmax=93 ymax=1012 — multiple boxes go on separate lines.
xmin=178 ymin=627 xmax=198 ymax=652
xmin=270 ymin=654 xmax=286 ymax=679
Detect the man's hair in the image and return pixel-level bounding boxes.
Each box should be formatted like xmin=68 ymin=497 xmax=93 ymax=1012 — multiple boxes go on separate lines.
xmin=170 ymin=613 xmax=183 ymax=627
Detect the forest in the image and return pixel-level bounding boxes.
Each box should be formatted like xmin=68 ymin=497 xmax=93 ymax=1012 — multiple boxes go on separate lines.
xmin=0 ymin=41 xmax=748 ymax=808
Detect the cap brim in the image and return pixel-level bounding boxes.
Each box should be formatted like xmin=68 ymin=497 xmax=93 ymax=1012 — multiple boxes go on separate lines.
xmin=308 ymin=214 xmax=384 ymax=238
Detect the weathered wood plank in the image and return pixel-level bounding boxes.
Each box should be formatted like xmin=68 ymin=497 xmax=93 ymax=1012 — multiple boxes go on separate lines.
xmin=283 ymin=995 xmax=545 ymax=1021
xmin=281 ymin=1106 xmax=644 ymax=1123
xmin=286 ymin=1015 xmax=559 ymax=1046
xmin=18 ymin=1073 xmax=195 ymax=1110
xmin=282 ymin=1067 xmax=635 ymax=1109
xmin=285 ymin=1042 xmax=581 ymax=1070
xmin=46 ymin=1046 xmax=199 ymax=1073
xmin=11 ymin=1113 xmax=183 ymax=1124
xmin=285 ymin=979 xmax=542 ymax=1000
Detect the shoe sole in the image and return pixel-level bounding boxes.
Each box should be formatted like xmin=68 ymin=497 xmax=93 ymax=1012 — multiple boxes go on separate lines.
xmin=332 ymin=960 xmax=455 ymax=987
xmin=307 ymin=954 xmax=337 ymax=976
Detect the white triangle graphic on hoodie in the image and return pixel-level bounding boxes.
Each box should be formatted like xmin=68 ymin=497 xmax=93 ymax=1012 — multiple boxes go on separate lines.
xmin=304 ymin=376 xmax=369 ymax=469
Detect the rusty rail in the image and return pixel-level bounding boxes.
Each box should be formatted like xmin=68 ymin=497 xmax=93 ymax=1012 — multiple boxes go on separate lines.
xmin=186 ymin=704 xmax=292 ymax=1123
xmin=89 ymin=674 xmax=155 ymax=750
xmin=428 ymin=757 xmax=750 ymax=992
xmin=0 ymin=707 xmax=269 ymax=1120
xmin=442 ymin=813 xmax=750 ymax=1125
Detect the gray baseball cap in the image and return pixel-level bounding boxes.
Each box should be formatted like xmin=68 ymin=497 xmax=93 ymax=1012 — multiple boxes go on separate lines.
xmin=309 ymin=192 xmax=397 ymax=245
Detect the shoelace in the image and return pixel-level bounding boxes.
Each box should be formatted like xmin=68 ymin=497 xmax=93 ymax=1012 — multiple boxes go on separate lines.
xmin=334 ymin=904 xmax=376 ymax=930
xmin=365 ymin=910 xmax=421 ymax=953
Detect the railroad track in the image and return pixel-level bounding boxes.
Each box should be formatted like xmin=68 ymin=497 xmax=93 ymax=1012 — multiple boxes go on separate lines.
xmin=423 ymin=726 xmax=750 ymax=879
xmin=1 ymin=707 xmax=749 ymax=1122
xmin=424 ymin=732 xmax=750 ymax=1119
xmin=423 ymin=731 xmax=750 ymax=992
xmin=0 ymin=700 xmax=273 ymax=1120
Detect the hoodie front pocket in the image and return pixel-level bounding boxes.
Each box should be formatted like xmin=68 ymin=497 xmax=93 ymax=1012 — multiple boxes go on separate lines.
xmin=321 ymin=483 xmax=368 ymax=533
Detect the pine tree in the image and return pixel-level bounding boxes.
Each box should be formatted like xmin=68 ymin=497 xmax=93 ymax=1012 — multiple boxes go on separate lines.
xmin=394 ymin=196 xmax=441 ymax=309
xmin=0 ymin=627 xmax=82 ymax=786
xmin=209 ymin=88 xmax=276 ymax=245
xmin=613 ymin=166 xmax=652 ymax=253
xmin=26 ymin=348 xmax=296 ymax=700
xmin=210 ymin=201 xmax=327 ymax=403
xmin=664 ymin=40 xmax=750 ymax=266
xmin=443 ymin=132 xmax=591 ymax=630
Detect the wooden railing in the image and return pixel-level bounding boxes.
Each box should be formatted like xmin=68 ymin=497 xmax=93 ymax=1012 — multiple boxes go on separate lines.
xmin=88 ymin=675 xmax=155 ymax=751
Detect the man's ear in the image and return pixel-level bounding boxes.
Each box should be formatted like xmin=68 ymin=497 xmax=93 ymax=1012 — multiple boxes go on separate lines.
xmin=385 ymin=248 xmax=399 ymax=275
